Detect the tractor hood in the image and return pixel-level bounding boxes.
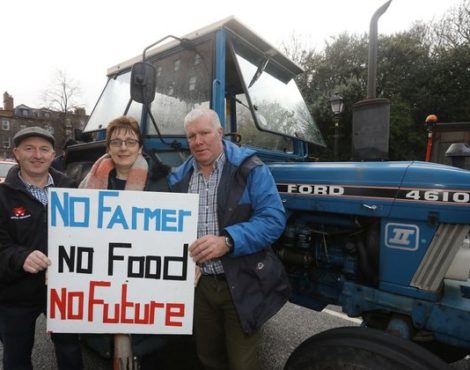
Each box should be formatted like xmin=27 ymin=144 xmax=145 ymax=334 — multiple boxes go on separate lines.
xmin=269 ymin=161 xmax=470 ymax=223
xmin=269 ymin=160 xmax=470 ymax=188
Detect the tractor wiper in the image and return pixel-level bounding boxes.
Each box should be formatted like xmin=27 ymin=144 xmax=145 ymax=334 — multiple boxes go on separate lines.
xmin=248 ymin=58 xmax=269 ymax=88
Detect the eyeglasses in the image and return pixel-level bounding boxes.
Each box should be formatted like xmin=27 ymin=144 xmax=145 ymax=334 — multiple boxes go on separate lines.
xmin=109 ymin=139 xmax=140 ymax=148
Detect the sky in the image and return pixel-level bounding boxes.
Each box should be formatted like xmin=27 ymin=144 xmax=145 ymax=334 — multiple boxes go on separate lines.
xmin=1 ymin=0 xmax=460 ymax=113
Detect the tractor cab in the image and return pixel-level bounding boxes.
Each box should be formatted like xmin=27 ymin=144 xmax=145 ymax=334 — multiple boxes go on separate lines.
xmin=71 ymin=17 xmax=325 ymax=179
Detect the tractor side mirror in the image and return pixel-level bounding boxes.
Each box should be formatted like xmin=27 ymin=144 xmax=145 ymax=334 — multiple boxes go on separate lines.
xmin=130 ymin=62 xmax=156 ymax=105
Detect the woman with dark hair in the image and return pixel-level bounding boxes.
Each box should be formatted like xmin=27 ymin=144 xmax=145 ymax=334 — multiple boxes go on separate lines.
xmin=79 ymin=116 xmax=174 ymax=368
xmin=80 ymin=116 xmax=168 ymax=191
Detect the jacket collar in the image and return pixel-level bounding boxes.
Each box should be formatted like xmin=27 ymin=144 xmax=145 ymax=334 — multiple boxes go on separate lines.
xmin=169 ymin=140 xmax=256 ymax=185
xmin=4 ymin=165 xmax=72 ymax=191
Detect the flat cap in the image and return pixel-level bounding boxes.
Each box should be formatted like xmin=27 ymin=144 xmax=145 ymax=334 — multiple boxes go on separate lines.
xmin=13 ymin=126 xmax=55 ymax=147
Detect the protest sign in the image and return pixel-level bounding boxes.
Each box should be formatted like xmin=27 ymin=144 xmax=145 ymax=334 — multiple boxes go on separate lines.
xmin=46 ymin=188 xmax=198 ymax=334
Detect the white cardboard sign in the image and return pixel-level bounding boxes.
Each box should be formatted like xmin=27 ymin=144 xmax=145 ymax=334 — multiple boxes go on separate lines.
xmin=46 ymin=188 xmax=198 ymax=334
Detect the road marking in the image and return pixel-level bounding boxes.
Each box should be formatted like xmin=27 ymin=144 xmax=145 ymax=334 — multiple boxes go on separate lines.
xmin=323 ymin=308 xmax=363 ymax=324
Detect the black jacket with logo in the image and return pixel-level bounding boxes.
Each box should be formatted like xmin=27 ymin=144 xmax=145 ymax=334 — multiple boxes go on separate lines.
xmin=0 ymin=165 xmax=74 ymax=306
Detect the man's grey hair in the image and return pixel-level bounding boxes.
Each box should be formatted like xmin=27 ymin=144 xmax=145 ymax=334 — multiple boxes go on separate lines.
xmin=183 ymin=108 xmax=222 ymax=130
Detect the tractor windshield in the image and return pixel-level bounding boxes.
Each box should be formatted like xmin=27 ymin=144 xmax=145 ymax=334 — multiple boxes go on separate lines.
xmin=85 ymin=29 xmax=324 ymax=150
xmin=145 ymin=39 xmax=213 ymax=136
xmin=85 ymin=39 xmax=213 ymax=134
xmin=85 ymin=73 xmax=143 ymax=132
xmin=231 ymin=39 xmax=325 ymax=147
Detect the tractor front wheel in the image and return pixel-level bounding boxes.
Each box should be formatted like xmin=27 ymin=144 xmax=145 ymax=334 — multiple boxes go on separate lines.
xmin=284 ymin=327 xmax=451 ymax=370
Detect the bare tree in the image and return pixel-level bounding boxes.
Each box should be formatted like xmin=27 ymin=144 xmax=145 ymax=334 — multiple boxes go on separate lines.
xmin=42 ymin=69 xmax=82 ymax=113
xmin=429 ymin=0 xmax=470 ymax=48
xmin=279 ymin=31 xmax=310 ymax=65
xmin=41 ymin=69 xmax=83 ymax=151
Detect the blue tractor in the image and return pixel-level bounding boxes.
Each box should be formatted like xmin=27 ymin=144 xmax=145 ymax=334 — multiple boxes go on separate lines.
xmin=66 ymin=9 xmax=470 ymax=370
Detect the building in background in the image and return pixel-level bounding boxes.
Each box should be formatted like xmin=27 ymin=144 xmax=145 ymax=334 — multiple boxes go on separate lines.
xmin=0 ymin=92 xmax=88 ymax=159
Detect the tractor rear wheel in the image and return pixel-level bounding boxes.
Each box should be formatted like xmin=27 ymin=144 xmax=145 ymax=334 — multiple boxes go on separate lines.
xmin=284 ymin=326 xmax=451 ymax=370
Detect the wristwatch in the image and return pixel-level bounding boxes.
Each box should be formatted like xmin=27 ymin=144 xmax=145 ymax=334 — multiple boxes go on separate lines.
xmin=224 ymin=235 xmax=234 ymax=252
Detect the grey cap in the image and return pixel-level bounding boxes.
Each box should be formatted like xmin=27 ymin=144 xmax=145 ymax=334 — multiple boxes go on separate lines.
xmin=13 ymin=126 xmax=55 ymax=147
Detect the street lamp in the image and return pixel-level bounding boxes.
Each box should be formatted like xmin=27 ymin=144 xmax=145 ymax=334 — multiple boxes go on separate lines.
xmin=330 ymin=93 xmax=344 ymax=159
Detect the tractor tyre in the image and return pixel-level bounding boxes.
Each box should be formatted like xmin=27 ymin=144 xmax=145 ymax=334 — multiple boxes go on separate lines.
xmin=284 ymin=326 xmax=451 ymax=370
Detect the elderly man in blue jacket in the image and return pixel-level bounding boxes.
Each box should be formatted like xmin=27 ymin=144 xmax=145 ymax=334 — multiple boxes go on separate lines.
xmin=168 ymin=108 xmax=290 ymax=370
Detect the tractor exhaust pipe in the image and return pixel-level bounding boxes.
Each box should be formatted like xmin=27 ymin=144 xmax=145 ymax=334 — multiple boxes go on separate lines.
xmin=352 ymin=0 xmax=392 ymax=161
xmin=367 ymin=0 xmax=392 ymax=99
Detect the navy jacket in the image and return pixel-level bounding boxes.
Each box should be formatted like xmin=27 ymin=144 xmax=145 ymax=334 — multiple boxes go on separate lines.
xmin=168 ymin=140 xmax=291 ymax=333
xmin=0 ymin=165 xmax=74 ymax=306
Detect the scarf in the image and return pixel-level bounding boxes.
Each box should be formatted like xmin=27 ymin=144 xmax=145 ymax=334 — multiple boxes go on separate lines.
xmin=79 ymin=153 xmax=148 ymax=190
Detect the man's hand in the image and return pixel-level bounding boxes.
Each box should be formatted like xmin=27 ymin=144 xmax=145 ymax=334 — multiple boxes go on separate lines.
xmin=189 ymin=235 xmax=229 ymax=263
xmin=23 ymin=250 xmax=51 ymax=273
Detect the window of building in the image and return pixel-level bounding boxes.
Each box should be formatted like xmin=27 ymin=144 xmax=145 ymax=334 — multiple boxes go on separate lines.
xmin=189 ymin=76 xmax=197 ymax=91
xmin=1 ymin=119 xmax=10 ymax=130
xmin=156 ymin=66 xmax=162 ymax=77
xmin=168 ymin=83 xmax=175 ymax=96
xmin=193 ymin=54 xmax=201 ymax=65
xmin=174 ymin=59 xmax=181 ymax=71
xmin=44 ymin=124 xmax=54 ymax=135
xmin=3 ymin=138 xmax=11 ymax=149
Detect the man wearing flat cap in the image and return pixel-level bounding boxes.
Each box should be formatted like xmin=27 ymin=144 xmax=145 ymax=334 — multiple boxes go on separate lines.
xmin=0 ymin=127 xmax=83 ymax=370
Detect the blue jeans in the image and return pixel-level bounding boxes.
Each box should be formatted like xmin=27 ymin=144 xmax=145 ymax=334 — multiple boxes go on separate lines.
xmin=0 ymin=304 xmax=83 ymax=370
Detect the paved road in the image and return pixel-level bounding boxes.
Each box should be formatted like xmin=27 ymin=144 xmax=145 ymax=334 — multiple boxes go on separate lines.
xmin=1 ymin=303 xmax=469 ymax=369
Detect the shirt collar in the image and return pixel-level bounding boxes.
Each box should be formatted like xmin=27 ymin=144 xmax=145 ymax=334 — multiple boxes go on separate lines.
xmin=192 ymin=152 xmax=225 ymax=174
xmin=18 ymin=171 xmax=55 ymax=190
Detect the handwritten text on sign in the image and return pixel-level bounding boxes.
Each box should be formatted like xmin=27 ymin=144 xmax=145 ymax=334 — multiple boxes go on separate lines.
xmin=46 ymin=189 xmax=198 ymax=334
